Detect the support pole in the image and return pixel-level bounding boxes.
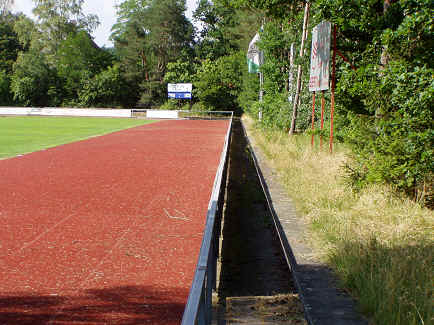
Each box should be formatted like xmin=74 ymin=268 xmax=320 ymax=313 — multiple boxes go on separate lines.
xmin=259 ymin=71 xmax=264 ymax=120
xmin=289 ymin=1 xmax=310 ymax=135
xmin=311 ymin=91 xmax=316 ymax=147
xmin=320 ymin=90 xmax=325 ymax=148
xmin=329 ymin=24 xmax=337 ymax=153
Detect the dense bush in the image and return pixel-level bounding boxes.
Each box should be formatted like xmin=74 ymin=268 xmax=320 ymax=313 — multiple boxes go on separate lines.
xmin=238 ymin=0 xmax=433 ymax=204
xmin=79 ymin=65 xmax=138 ymax=108
xmin=194 ymin=51 xmax=244 ymax=110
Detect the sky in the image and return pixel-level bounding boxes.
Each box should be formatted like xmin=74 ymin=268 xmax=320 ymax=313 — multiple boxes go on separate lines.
xmin=12 ymin=0 xmax=199 ymax=48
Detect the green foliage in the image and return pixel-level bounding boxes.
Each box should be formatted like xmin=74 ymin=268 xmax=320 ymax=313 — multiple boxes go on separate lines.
xmin=160 ymin=99 xmax=179 ymax=110
xmin=318 ymin=0 xmax=434 ymax=202
xmin=242 ymin=10 xmax=314 ymax=131
xmin=32 ymin=0 xmax=99 ymax=63
xmin=10 ymin=49 xmax=60 ymax=106
xmin=331 ymin=238 xmax=433 ymax=325
xmin=113 ymin=0 xmax=194 ymax=103
xmin=194 ymin=0 xmax=258 ymax=60
xmin=57 ymin=31 xmax=114 ymax=102
xmin=79 ymin=65 xmax=138 ymax=108
xmin=191 ymin=101 xmax=207 ymax=111
xmin=0 ymin=69 xmax=12 ymax=105
xmin=0 ymin=14 xmax=23 ymax=104
xmin=194 ymin=51 xmax=243 ymax=110
xmin=345 ymin=62 xmax=433 ymax=201
xmin=164 ymin=59 xmax=195 ymax=84
xmin=0 ymin=14 xmax=22 ymax=74
xmin=220 ymin=0 xmax=301 ymax=19
xmin=236 ymin=0 xmax=433 ymax=202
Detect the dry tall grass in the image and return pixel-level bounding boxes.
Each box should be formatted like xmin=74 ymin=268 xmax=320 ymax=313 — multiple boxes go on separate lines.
xmin=243 ymin=115 xmax=433 ymax=325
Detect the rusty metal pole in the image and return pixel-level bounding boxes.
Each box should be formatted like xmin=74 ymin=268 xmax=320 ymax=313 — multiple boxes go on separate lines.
xmin=259 ymin=71 xmax=263 ymax=120
xmin=311 ymin=91 xmax=316 ymax=147
xmin=320 ymin=90 xmax=325 ymax=148
xmin=329 ymin=24 xmax=336 ymax=153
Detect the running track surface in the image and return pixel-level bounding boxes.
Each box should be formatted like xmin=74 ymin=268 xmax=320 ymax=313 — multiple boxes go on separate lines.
xmin=0 ymin=119 xmax=229 ymax=324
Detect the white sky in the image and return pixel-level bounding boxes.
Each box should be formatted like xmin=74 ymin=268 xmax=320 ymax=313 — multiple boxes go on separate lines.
xmin=12 ymin=0 xmax=199 ymax=47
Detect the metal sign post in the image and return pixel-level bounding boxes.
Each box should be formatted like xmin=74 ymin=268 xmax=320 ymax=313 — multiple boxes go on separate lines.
xmin=320 ymin=90 xmax=325 ymax=148
xmin=311 ymin=92 xmax=316 ymax=147
xmin=329 ymin=25 xmax=336 ymax=154
xmin=259 ymin=72 xmax=264 ymax=120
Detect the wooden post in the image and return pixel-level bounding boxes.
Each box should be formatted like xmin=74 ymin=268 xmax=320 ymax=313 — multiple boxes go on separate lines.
xmin=289 ymin=1 xmax=310 ymax=135
xmin=259 ymin=71 xmax=264 ymax=120
xmin=311 ymin=91 xmax=316 ymax=147
xmin=329 ymin=24 xmax=337 ymax=153
xmin=320 ymin=90 xmax=325 ymax=148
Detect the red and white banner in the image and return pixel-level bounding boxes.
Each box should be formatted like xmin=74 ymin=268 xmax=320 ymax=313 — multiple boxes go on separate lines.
xmin=309 ymin=21 xmax=331 ymax=92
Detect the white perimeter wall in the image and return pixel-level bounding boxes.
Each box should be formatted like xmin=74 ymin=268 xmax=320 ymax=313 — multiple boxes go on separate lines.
xmin=146 ymin=110 xmax=179 ymax=119
xmin=0 ymin=107 xmax=132 ymax=118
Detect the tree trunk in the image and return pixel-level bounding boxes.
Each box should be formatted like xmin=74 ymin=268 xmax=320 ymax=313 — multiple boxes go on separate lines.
xmin=289 ymin=1 xmax=310 ymax=135
xmin=0 ymin=0 xmax=13 ymax=15
xmin=379 ymin=0 xmax=396 ymax=69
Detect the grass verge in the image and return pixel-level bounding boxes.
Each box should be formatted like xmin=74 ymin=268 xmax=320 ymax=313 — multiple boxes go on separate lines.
xmin=243 ymin=115 xmax=433 ymax=325
xmin=0 ymin=116 xmax=156 ymax=159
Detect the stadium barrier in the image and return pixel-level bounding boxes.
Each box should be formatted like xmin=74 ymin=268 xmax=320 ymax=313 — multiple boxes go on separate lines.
xmin=1 ymin=107 xmax=234 ymax=121
xmin=144 ymin=109 xmax=179 ymax=119
xmin=181 ymin=116 xmax=233 ymax=325
xmin=131 ymin=109 xmax=233 ymax=120
xmin=0 ymin=107 xmax=132 ymax=118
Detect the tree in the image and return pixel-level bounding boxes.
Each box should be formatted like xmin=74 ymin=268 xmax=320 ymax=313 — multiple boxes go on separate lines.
xmin=0 ymin=0 xmax=13 ymax=16
xmin=194 ymin=51 xmax=243 ymax=110
xmin=0 ymin=13 xmax=22 ymax=74
xmin=0 ymin=13 xmax=22 ymax=105
xmin=32 ymin=0 xmax=99 ymax=64
xmin=289 ymin=1 xmax=310 ymax=135
xmin=13 ymin=14 xmax=38 ymax=50
xmin=11 ymin=49 xmax=59 ymax=106
xmin=195 ymin=0 xmax=262 ymax=60
xmin=57 ymin=31 xmax=114 ymax=102
xmin=220 ymin=0 xmax=301 ymax=19
xmin=79 ymin=64 xmax=138 ymax=108
xmin=0 ymin=69 xmax=12 ymax=104
xmin=112 ymin=0 xmax=194 ymax=104
xmin=164 ymin=59 xmax=195 ymax=84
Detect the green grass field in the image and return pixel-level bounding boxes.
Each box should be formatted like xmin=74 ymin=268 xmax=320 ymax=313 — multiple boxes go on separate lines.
xmin=0 ymin=116 xmax=157 ymax=159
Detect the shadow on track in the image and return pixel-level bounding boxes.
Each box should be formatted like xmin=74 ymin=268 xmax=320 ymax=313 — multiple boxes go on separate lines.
xmin=0 ymin=285 xmax=186 ymax=325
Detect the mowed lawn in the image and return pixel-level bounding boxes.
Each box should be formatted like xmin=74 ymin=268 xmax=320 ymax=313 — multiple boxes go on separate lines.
xmin=0 ymin=116 xmax=157 ymax=159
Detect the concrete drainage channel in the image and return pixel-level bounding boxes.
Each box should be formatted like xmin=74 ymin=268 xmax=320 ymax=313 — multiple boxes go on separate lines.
xmin=210 ymin=118 xmax=369 ymax=325
xmin=212 ymin=119 xmax=306 ymax=325
xmin=237 ymin=119 xmax=369 ymax=325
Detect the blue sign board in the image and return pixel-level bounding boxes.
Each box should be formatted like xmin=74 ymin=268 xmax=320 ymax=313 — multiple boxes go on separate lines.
xmin=168 ymin=92 xmax=192 ymax=99
xmin=167 ymin=83 xmax=192 ymax=100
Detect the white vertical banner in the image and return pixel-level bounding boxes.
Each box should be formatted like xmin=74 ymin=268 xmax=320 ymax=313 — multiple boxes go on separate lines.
xmin=288 ymin=43 xmax=295 ymax=102
xmin=309 ymin=21 xmax=331 ymax=92
xmin=247 ymin=33 xmax=264 ymax=74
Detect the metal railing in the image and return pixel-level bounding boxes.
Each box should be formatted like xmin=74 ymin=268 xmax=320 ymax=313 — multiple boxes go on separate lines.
xmin=181 ymin=117 xmax=232 ymax=325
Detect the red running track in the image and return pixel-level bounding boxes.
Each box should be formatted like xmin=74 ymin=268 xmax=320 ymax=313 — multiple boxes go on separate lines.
xmin=0 ymin=119 xmax=229 ymax=325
